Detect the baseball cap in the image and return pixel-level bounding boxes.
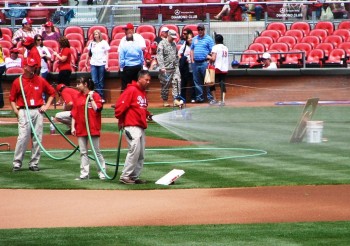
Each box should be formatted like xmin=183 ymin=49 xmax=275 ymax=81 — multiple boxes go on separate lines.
xmin=43 ymin=21 xmax=53 ymax=27
xmin=169 ymin=30 xmax=177 ymax=39
xmin=23 ymin=58 xmax=37 ymax=67
xmin=197 ymin=24 xmax=205 ymax=30
xmin=56 ymin=84 xmax=66 ymax=92
xmin=22 ymin=18 xmax=33 ymax=25
xmin=160 ymin=27 xmax=169 ymax=33
xmin=10 ymin=48 xmax=19 ymax=53
xmin=123 ymin=23 xmax=134 ymax=30
xmin=22 ymin=37 xmax=34 ymax=46
xmin=262 ymin=52 xmax=271 ymax=59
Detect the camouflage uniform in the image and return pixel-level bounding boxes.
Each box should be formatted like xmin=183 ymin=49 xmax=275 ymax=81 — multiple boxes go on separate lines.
xmin=157 ymin=38 xmax=181 ymax=102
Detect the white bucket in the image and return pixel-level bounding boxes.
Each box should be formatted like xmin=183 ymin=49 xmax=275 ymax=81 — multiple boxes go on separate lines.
xmin=306 ymin=121 xmax=324 ymax=143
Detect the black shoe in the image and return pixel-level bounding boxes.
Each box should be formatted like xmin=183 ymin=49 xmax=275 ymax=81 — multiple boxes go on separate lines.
xmin=29 ymin=166 xmax=40 ymax=172
xmin=133 ymin=179 xmax=147 ymax=184
xmin=64 ymin=130 xmax=72 ymax=135
xmin=75 ymin=176 xmax=89 ymax=180
xmin=12 ymin=166 xmax=21 ymax=172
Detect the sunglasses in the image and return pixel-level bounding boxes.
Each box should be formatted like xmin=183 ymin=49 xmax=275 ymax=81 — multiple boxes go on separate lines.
xmin=36 ymin=39 xmax=42 ymax=41
xmin=197 ymin=28 xmax=204 ymax=31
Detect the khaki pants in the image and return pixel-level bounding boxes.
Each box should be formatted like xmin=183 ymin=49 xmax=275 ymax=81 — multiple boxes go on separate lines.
xmin=13 ymin=109 xmax=43 ymax=168
xmin=120 ymin=126 xmax=145 ymax=180
xmin=78 ymin=136 xmax=106 ymax=179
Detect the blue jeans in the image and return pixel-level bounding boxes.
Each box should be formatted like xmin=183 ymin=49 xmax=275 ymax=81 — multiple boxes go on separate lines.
xmin=191 ymin=62 xmax=213 ymax=102
xmin=91 ymin=65 xmax=105 ymax=99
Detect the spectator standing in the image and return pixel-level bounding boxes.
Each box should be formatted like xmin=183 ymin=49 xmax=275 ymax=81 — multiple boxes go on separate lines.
xmin=0 ymin=45 xmax=5 ymax=108
xmin=118 ymin=23 xmax=145 ymax=92
xmin=157 ymin=29 xmax=182 ymax=107
xmin=10 ymin=58 xmax=55 ymax=172
xmin=53 ymin=36 xmax=72 ymax=86
xmin=155 ymin=26 xmax=169 ymax=44
xmin=34 ymin=34 xmax=52 ymax=79
xmin=177 ymin=28 xmax=193 ymax=45
xmin=114 ymin=70 xmax=153 ymax=185
xmin=190 ymin=24 xmax=215 ymax=104
xmin=55 ymin=84 xmax=80 ymax=135
xmin=85 ymin=29 xmax=110 ymax=100
xmin=42 ymin=21 xmax=61 ymax=42
xmin=208 ymin=34 xmax=229 ymax=106
xmin=178 ymin=33 xmax=195 ymax=103
xmin=214 ymin=0 xmax=243 ymax=21
xmin=22 ymin=37 xmax=41 ymax=76
xmin=12 ymin=18 xmax=42 ymax=46
xmin=5 ymin=48 xmax=22 ymax=69
xmin=71 ymin=77 xmax=106 ymax=180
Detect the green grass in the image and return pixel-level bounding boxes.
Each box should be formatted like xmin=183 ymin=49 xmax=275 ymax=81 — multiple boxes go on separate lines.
xmin=1 ymin=106 xmax=350 ymax=244
xmin=1 ymin=222 xmax=350 ymax=245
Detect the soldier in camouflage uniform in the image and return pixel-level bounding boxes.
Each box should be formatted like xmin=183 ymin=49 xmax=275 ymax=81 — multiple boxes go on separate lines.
xmin=157 ymin=29 xmax=183 ymax=107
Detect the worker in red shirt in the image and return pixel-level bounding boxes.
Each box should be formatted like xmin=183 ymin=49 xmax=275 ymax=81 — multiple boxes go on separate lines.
xmin=22 ymin=37 xmax=41 ymax=75
xmin=114 ymin=70 xmax=153 ymax=185
xmin=9 ymin=58 xmax=55 ymax=172
xmin=55 ymin=84 xmax=80 ymax=135
xmin=71 ymin=77 xmax=106 ymax=180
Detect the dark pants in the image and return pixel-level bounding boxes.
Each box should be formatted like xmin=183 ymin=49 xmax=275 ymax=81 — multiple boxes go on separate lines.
xmin=0 ymin=65 xmax=6 ymax=108
xmin=58 ymin=70 xmax=72 ymax=86
xmin=120 ymin=65 xmax=142 ymax=92
xmin=210 ymin=73 xmax=227 ymax=101
xmin=180 ymin=65 xmax=195 ymax=102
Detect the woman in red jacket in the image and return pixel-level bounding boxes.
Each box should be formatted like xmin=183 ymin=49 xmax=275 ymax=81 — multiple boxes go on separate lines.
xmin=71 ymin=76 xmax=106 ymax=180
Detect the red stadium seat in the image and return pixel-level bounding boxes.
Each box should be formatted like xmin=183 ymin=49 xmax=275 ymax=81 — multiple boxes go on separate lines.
xmin=338 ymin=42 xmax=350 ymax=60
xmin=293 ymin=42 xmax=313 ymax=57
xmin=69 ymin=39 xmax=83 ymax=55
xmin=284 ymin=30 xmax=304 ymax=42
xmin=182 ymin=24 xmax=199 ymax=37
xmin=338 ymin=21 xmax=350 ymax=30
xmin=238 ymin=50 xmax=260 ymax=68
xmin=87 ymin=25 xmax=108 ymax=39
xmin=333 ymin=29 xmax=350 ymax=42
xmin=113 ymin=33 xmax=125 ymax=40
xmin=248 ymin=42 xmax=265 ymax=53
xmin=64 ymin=26 xmax=84 ymax=37
xmin=0 ymin=40 xmax=13 ymax=50
xmin=80 ymin=53 xmax=89 ymax=63
xmin=290 ymin=21 xmax=311 ymax=36
xmin=66 ymin=33 xmax=85 ymax=46
xmin=280 ymin=49 xmax=303 ymax=68
xmin=109 ymin=45 xmax=119 ymax=53
xmin=308 ymin=29 xmax=328 ymax=42
xmin=324 ymin=48 xmax=346 ymax=67
xmin=323 ymin=35 xmax=343 ymax=48
xmin=253 ymin=36 xmax=274 ymax=51
xmin=6 ymin=67 xmax=24 ymax=74
xmin=269 ymin=42 xmax=289 ymax=59
xmin=300 ymin=36 xmax=321 ymax=48
xmin=111 ymin=25 xmax=126 ymax=39
xmin=108 ymin=58 xmax=119 ymax=71
xmin=160 ymin=24 xmax=180 ymax=36
xmin=136 ymin=24 xmax=156 ymax=34
xmin=314 ymin=21 xmax=335 ymax=35
xmin=315 ymin=43 xmax=334 ymax=58
xmin=139 ymin=32 xmax=156 ymax=42
xmin=306 ymin=49 xmax=325 ymax=68
xmin=0 ymin=27 xmax=13 ymax=37
xmin=266 ymin=22 xmax=287 ymax=36
xmin=43 ymin=40 xmax=59 ymax=53
xmin=276 ymin=36 xmax=297 ymax=50
xmin=260 ymin=29 xmax=280 ymax=42
xmin=78 ymin=60 xmax=90 ymax=72
xmin=110 ymin=39 xmax=122 ymax=47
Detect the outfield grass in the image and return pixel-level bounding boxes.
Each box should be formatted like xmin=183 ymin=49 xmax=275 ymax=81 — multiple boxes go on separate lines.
xmin=1 ymin=222 xmax=350 ymax=245
xmin=1 ymin=105 xmax=350 ymax=244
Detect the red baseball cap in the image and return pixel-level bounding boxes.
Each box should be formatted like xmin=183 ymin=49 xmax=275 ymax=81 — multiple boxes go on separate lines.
xmin=56 ymin=84 xmax=66 ymax=92
xmin=22 ymin=18 xmax=33 ymax=25
xmin=23 ymin=58 xmax=37 ymax=67
xmin=43 ymin=21 xmax=53 ymax=27
xmin=22 ymin=37 xmax=34 ymax=46
xmin=123 ymin=23 xmax=134 ymax=30
xmin=10 ymin=48 xmax=19 ymax=53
